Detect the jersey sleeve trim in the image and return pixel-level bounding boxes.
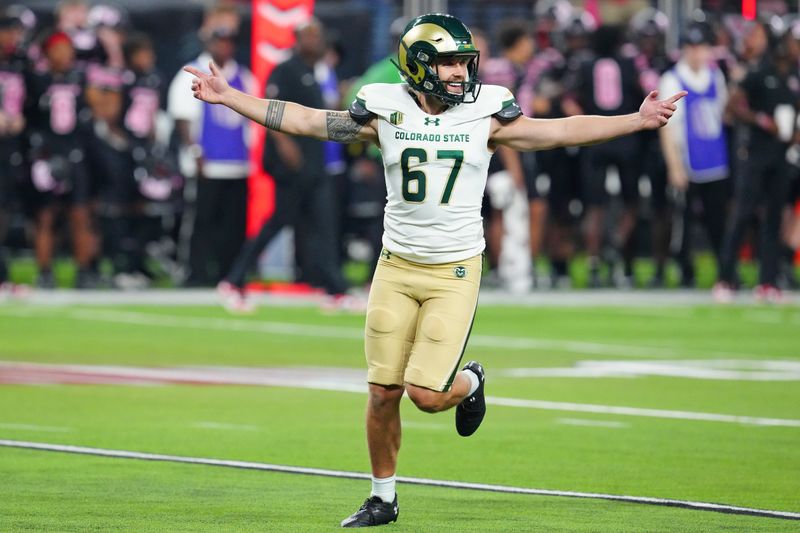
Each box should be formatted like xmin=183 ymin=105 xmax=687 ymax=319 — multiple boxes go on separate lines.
xmin=493 ymin=98 xmax=523 ymax=122
xmin=348 ymin=97 xmax=374 ymax=125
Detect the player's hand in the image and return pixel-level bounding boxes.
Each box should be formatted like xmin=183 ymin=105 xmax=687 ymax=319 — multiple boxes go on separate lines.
xmin=639 ymin=90 xmax=687 ymax=130
xmin=184 ymin=61 xmax=230 ymax=105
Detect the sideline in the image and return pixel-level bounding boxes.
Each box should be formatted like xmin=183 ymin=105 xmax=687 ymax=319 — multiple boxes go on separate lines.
xmin=1 ymin=287 xmax=773 ymax=307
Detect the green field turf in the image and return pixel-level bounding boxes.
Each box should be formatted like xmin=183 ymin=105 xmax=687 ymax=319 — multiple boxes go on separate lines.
xmin=1 ymin=301 xmax=799 ymax=531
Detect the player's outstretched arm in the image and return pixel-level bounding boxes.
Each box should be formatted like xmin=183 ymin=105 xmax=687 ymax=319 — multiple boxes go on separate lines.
xmin=491 ymin=90 xmax=687 ymax=152
xmin=184 ymin=62 xmax=377 ymax=144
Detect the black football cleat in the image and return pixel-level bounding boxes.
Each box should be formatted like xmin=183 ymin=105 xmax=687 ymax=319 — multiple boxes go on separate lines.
xmin=340 ymin=495 xmax=399 ymax=528
xmin=455 ymin=361 xmax=486 ymax=437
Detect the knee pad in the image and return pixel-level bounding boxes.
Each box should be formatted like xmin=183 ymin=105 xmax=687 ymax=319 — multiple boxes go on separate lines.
xmin=366 ymin=307 xmax=397 ymax=335
xmin=419 ymin=314 xmax=447 ymax=342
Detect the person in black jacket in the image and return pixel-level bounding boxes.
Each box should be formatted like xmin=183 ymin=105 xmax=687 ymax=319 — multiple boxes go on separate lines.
xmin=218 ymin=18 xmax=348 ymax=311
xmin=715 ymin=25 xmax=800 ymax=303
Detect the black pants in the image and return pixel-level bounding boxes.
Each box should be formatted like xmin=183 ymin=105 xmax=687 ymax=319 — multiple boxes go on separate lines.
xmin=0 ymin=149 xmax=13 ymax=283
xmin=719 ymin=148 xmax=792 ymax=285
xmin=581 ymin=135 xmax=642 ymax=207
xmin=187 ymin=178 xmax=247 ymax=286
xmin=100 ymin=210 xmax=148 ymax=275
xmin=225 ymin=174 xmax=347 ymax=295
xmin=676 ymin=178 xmax=730 ymax=279
xmin=0 ymin=207 xmax=7 ymax=282
xmin=642 ymin=135 xmax=668 ymax=210
xmin=539 ymin=146 xmax=582 ymax=223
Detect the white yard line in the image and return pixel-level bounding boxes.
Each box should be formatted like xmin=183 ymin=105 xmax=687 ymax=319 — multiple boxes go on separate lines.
xmin=0 ymin=423 xmax=73 ymax=433
xmin=486 ymin=397 xmax=800 ymax=427
xmin=2 ymin=362 xmax=799 ymax=428
xmin=498 ymin=360 xmax=800 ymax=381
xmin=0 ymin=439 xmax=797 ymax=520
xmin=192 ymin=422 xmax=260 ymax=432
xmin=0 ymin=307 xmax=770 ymax=360
xmin=556 ymin=418 xmax=629 ymax=429
xmin=72 ymin=309 xmax=365 ymax=340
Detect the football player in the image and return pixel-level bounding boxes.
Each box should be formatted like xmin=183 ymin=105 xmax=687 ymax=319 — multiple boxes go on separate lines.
xmin=569 ymin=24 xmax=646 ymax=288
xmin=185 ymin=13 xmax=684 ymax=527
xmin=26 ymin=30 xmax=96 ymax=288
xmin=0 ymin=8 xmax=28 ymax=294
xmin=625 ymin=8 xmax=675 ymax=287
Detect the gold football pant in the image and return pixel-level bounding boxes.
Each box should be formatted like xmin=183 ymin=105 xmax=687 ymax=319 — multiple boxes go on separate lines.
xmin=364 ymin=250 xmax=481 ymax=392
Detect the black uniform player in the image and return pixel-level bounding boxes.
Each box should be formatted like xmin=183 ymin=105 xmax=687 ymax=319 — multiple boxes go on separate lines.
xmin=716 ymin=26 xmax=800 ymax=303
xmin=122 ymin=34 xmax=160 ymax=145
xmin=85 ymin=61 xmax=143 ymax=288
xmin=25 ymin=30 xmax=95 ymax=288
xmin=123 ymin=33 xmax=175 ymax=207
xmin=531 ymin=9 xmax=596 ymax=288
xmin=0 ymin=10 xmax=28 ymax=292
xmin=121 ymin=33 xmax=181 ymax=286
xmin=570 ymin=24 xmax=645 ymax=288
xmin=625 ymin=9 xmax=675 ymax=287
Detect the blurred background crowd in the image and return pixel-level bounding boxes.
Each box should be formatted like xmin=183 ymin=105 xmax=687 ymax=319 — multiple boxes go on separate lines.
xmin=0 ymin=0 xmax=799 ymax=305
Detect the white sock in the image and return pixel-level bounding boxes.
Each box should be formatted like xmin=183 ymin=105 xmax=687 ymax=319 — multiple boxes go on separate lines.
xmin=463 ymin=369 xmax=480 ymax=396
xmin=370 ymin=475 xmax=396 ymax=503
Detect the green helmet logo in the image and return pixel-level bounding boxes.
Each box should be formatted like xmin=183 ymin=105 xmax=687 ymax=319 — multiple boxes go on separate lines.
xmin=392 ymin=13 xmax=482 ymax=105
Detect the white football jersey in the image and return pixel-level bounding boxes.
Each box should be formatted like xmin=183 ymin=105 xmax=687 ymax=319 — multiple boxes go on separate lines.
xmin=357 ymin=83 xmax=519 ymax=264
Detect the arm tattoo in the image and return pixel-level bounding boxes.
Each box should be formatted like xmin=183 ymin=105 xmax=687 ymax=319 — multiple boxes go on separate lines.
xmin=264 ymin=100 xmax=286 ymax=131
xmin=325 ymin=111 xmax=363 ymax=143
